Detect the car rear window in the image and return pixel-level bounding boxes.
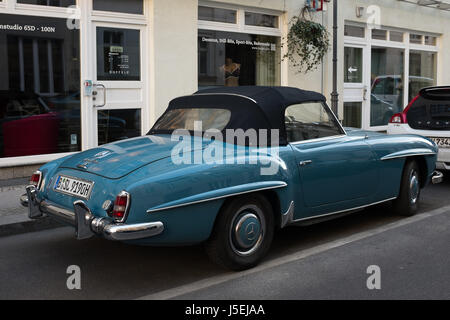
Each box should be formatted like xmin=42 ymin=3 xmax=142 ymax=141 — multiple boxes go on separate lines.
xmin=407 ymin=92 xmax=450 ymax=131
xmin=152 ymin=108 xmax=231 ymax=132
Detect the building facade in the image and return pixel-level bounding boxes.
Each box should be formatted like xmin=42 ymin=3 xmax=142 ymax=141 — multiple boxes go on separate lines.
xmin=0 ymin=0 xmax=449 ymax=178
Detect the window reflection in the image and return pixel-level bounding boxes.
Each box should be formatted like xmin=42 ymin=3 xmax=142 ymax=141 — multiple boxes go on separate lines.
xmin=370 ymin=47 xmax=404 ymax=126
xmin=344 ymin=47 xmax=362 ymax=83
xmin=97 ymin=109 xmax=141 ymax=145
xmin=93 ymin=0 xmax=143 ymax=14
xmin=97 ymin=27 xmax=141 ymax=81
xmin=199 ymin=6 xmax=236 ymax=23
xmin=0 ymin=14 xmax=80 ymax=158
xmin=17 ymin=0 xmax=75 ymax=7
xmin=409 ymin=51 xmax=436 ymax=101
xmin=343 ymin=102 xmax=362 ymax=128
xmin=245 ymin=12 xmax=278 ymax=28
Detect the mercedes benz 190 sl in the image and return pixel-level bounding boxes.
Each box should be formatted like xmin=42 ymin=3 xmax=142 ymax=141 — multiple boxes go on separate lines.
xmin=21 ymin=86 xmax=443 ymax=270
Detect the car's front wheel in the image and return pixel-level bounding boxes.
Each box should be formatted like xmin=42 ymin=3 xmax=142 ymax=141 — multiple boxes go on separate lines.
xmin=205 ymin=194 xmax=274 ymax=271
xmin=392 ymin=160 xmax=421 ymax=217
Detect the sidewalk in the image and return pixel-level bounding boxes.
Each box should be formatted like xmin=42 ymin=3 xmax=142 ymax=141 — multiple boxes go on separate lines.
xmin=0 ymin=178 xmax=62 ymax=237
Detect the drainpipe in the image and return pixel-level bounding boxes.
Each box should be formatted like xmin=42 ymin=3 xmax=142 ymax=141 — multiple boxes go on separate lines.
xmin=331 ymin=0 xmax=339 ymax=116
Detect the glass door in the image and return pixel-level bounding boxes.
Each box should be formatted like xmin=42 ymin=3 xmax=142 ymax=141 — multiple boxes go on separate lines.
xmin=369 ymin=47 xmax=405 ymax=128
xmin=91 ymin=22 xmax=146 ymax=146
xmin=343 ymin=45 xmax=368 ymax=129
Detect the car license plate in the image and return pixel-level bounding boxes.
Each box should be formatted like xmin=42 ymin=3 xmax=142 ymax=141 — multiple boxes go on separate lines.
xmin=430 ymin=137 xmax=450 ymax=148
xmin=54 ymin=175 xmax=94 ymax=199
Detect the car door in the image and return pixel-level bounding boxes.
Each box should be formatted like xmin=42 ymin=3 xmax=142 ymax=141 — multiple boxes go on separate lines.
xmin=285 ymin=102 xmax=379 ymax=211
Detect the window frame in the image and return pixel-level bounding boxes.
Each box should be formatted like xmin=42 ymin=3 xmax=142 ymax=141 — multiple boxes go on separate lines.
xmin=285 ymin=101 xmax=347 ymax=145
xmin=197 ymin=1 xmax=284 ymax=89
xmin=344 ymin=21 xmax=439 ymax=132
xmin=198 ymin=1 xmax=282 ymax=37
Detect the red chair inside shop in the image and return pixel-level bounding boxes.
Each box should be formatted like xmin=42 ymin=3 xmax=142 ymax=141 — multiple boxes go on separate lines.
xmin=2 ymin=113 xmax=60 ymax=157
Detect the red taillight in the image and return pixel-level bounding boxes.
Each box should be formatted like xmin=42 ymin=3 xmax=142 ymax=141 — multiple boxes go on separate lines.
xmin=30 ymin=171 xmax=42 ymax=188
xmin=112 ymin=191 xmax=130 ymax=222
xmin=389 ymin=113 xmax=406 ymax=124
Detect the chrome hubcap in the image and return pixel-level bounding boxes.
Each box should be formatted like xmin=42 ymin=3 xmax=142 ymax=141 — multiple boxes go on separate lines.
xmin=229 ymin=205 xmax=265 ymax=256
xmin=409 ymin=170 xmax=420 ymax=205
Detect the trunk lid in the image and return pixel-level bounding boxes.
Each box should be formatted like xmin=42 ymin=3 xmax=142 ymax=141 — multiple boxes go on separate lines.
xmin=59 ymin=135 xmax=206 ymax=179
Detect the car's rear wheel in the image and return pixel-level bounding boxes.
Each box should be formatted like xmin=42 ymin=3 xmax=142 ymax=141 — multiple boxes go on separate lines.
xmin=392 ymin=160 xmax=421 ymax=217
xmin=205 ymin=194 xmax=274 ymax=271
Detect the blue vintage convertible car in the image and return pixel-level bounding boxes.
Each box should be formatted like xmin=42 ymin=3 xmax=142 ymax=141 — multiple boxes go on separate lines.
xmin=21 ymin=86 xmax=443 ymax=270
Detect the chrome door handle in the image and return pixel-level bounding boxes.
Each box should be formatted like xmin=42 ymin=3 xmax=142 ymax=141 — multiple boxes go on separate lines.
xmin=299 ymin=160 xmax=313 ymax=167
xmin=93 ymin=84 xmax=106 ymax=108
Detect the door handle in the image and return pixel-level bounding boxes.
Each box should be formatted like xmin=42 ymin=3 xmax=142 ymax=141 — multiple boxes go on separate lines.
xmin=299 ymin=160 xmax=313 ymax=167
xmin=93 ymin=84 xmax=106 ymax=108
xmin=363 ymin=86 xmax=368 ymax=101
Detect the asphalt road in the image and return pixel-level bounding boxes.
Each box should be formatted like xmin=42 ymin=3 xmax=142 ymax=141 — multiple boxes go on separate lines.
xmin=0 ymin=177 xmax=449 ymax=300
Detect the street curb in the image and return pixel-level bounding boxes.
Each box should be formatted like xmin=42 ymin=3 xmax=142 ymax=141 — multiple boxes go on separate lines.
xmin=0 ymin=217 xmax=64 ymax=238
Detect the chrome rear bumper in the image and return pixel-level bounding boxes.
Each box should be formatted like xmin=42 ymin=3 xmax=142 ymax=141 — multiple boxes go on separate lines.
xmin=21 ymin=186 xmax=164 ymax=241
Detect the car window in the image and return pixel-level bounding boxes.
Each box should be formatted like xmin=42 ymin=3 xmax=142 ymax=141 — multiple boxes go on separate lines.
xmin=152 ymin=108 xmax=231 ymax=132
xmin=285 ymin=102 xmax=344 ymax=143
xmin=407 ymin=96 xmax=450 ymax=130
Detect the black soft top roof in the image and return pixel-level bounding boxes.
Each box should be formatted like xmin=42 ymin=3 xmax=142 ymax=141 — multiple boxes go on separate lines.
xmin=196 ymin=86 xmax=326 ymax=105
xmin=150 ymin=86 xmax=327 ymax=145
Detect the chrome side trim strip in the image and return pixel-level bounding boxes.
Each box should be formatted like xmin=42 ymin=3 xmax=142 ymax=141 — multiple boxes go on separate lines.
xmin=147 ymin=183 xmax=288 ymax=214
xmin=192 ymin=93 xmax=258 ymax=104
xmin=290 ymin=134 xmax=347 ymax=146
xmin=289 ymin=197 xmax=397 ymax=225
xmin=381 ymin=152 xmax=436 ymax=161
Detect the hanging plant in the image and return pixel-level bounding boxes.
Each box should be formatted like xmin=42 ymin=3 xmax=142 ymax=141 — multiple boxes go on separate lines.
xmin=283 ymin=8 xmax=330 ymax=73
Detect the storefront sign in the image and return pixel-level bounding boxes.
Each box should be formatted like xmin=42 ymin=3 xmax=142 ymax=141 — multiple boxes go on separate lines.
xmin=201 ymin=36 xmax=277 ymax=52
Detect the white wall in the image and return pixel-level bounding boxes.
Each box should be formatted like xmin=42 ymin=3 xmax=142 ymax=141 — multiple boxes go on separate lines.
xmin=148 ymin=0 xmax=199 ymax=122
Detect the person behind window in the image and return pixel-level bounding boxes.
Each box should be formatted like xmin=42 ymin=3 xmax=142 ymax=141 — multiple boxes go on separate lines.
xmin=220 ymin=58 xmax=241 ymax=87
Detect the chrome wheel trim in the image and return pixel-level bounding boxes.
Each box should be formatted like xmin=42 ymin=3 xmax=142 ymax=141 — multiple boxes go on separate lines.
xmin=229 ymin=204 xmax=265 ymax=257
xmin=409 ymin=170 xmax=420 ymax=205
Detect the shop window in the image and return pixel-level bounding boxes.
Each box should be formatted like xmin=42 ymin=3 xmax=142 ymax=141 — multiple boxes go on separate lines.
xmin=0 ymin=13 xmax=81 ymax=158
xmin=17 ymin=0 xmax=75 ymax=6
xmin=410 ymin=34 xmax=423 ymax=44
xmin=198 ymin=30 xmax=280 ymax=89
xmin=198 ymin=6 xmax=237 ymax=24
xmin=344 ymin=47 xmax=362 ymax=83
xmin=390 ymin=31 xmax=404 ymax=42
xmin=372 ymin=29 xmax=387 ymax=40
xmin=344 ymin=25 xmax=365 ymax=38
xmin=245 ymin=12 xmax=278 ymax=28
xmin=96 ymin=27 xmax=141 ymax=81
xmin=408 ymin=51 xmax=436 ymax=101
xmin=370 ymin=47 xmax=404 ymax=127
xmin=93 ymin=0 xmax=143 ymax=15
